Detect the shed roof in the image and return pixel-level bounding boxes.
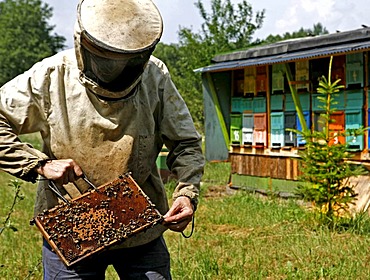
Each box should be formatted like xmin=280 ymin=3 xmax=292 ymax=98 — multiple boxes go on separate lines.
xmin=195 ymin=27 xmax=370 ymax=73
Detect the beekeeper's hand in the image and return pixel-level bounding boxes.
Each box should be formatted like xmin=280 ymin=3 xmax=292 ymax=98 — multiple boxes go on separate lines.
xmin=162 ymin=196 xmax=194 ymax=232
xmin=36 ymin=159 xmax=83 ymax=185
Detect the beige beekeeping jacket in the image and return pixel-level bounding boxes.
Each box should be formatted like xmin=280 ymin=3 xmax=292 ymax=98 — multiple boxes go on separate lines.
xmin=0 ymin=49 xmax=204 ymax=248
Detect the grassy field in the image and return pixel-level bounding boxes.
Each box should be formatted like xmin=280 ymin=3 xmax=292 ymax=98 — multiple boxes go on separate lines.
xmin=2 ymin=157 xmax=370 ymax=279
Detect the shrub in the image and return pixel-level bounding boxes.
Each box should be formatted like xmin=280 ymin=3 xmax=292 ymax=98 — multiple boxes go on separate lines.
xmin=295 ymin=57 xmax=367 ymax=224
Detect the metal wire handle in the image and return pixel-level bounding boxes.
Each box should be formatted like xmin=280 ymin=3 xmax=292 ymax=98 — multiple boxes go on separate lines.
xmin=181 ymin=215 xmax=195 ymax=239
xmin=48 ymin=181 xmax=70 ymax=205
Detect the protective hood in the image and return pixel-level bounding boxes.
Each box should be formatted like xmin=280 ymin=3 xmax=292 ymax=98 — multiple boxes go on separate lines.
xmin=74 ymin=0 xmax=163 ymax=100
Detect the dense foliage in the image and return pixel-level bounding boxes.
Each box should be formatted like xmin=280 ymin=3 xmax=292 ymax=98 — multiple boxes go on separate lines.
xmin=0 ymin=0 xmax=65 ymax=86
xmin=154 ymin=0 xmax=265 ymax=132
xmin=261 ymin=23 xmax=329 ymax=45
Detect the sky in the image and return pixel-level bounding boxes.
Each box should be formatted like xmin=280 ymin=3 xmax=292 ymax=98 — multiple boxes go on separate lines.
xmin=44 ymin=0 xmax=370 ymax=49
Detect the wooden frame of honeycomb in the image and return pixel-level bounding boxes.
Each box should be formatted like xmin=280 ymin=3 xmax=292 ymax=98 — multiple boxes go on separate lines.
xmin=32 ymin=173 xmax=163 ymax=267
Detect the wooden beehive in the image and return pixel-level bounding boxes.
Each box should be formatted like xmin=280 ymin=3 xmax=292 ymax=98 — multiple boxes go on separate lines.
xmin=32 ymin=174 xmax=163 ymax=267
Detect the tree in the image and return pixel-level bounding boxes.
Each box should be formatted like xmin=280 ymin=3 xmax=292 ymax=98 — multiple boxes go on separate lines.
xmin=296 ymin=57 xmax=367 ymax=224
xmin=0 ymin=0 xmax=65 ymax=86
xmin=259 ymin=23 xmax=329 ymax=45
xmin=193 ymin=0 xmax=265 ymax=51
xmin=155 ymin=0 xmax=265 ymax=132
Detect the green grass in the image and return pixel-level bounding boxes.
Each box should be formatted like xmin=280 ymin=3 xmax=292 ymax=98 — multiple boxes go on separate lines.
xmin=0 ymin=174 xmax=42 ymax=279
xmin=2 ymin=158 xmax=370 ymax=279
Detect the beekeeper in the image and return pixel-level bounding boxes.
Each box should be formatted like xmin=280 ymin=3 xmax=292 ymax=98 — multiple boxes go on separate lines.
xmin=0 ymin=0 xmax=204 ymax=278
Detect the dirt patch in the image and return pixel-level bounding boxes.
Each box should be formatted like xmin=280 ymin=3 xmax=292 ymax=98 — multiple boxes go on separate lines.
xmin=203 ymin=185 xmax=236 ymax=198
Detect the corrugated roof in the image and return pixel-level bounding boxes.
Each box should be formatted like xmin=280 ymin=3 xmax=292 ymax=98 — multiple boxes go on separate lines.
xmin=195 ymin=27 xmax=370 ymax=73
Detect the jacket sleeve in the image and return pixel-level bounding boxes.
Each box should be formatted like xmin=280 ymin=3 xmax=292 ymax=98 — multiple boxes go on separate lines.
xmin=0 ymin=62 xmax=51 ymax=182
xmin=159 ymin=73 xmax=205 ymax=208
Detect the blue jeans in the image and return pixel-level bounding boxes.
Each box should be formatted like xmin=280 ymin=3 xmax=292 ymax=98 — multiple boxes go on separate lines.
xmin=42 ymin=237 xmax=171 ymax=279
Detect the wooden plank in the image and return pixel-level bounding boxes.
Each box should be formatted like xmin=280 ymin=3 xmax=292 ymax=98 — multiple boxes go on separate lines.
xmin=268 ymin=157 xmax=275 ymax=178
xmin=230 ymin=154 xmax=237 ymax=173
xmin=229 ymin=153 xmax=303 ymax=180
xmin=238 ymin=155 xmax=244 ymax=174
xmin=249 ymin=155 xmax=256 ymax=176
xmin=234 ymin=154 xmax=241 ymax=174
xmin=286 ymin=158 xmax=292 ymax=180
xmin=241 ymin=154 xmax=246 ymax=175
xmin=261 ymin=156 xmax=267 ymax=177
xmin=264 ymin=157 xmax=272 ymax=177
xmin=238 ymin=154 xmax=244 ymax=174
xmin=293 ymin=158 xmax=299 ymax=179
xmin=277 ymin=157 xmax=286 ymax=179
